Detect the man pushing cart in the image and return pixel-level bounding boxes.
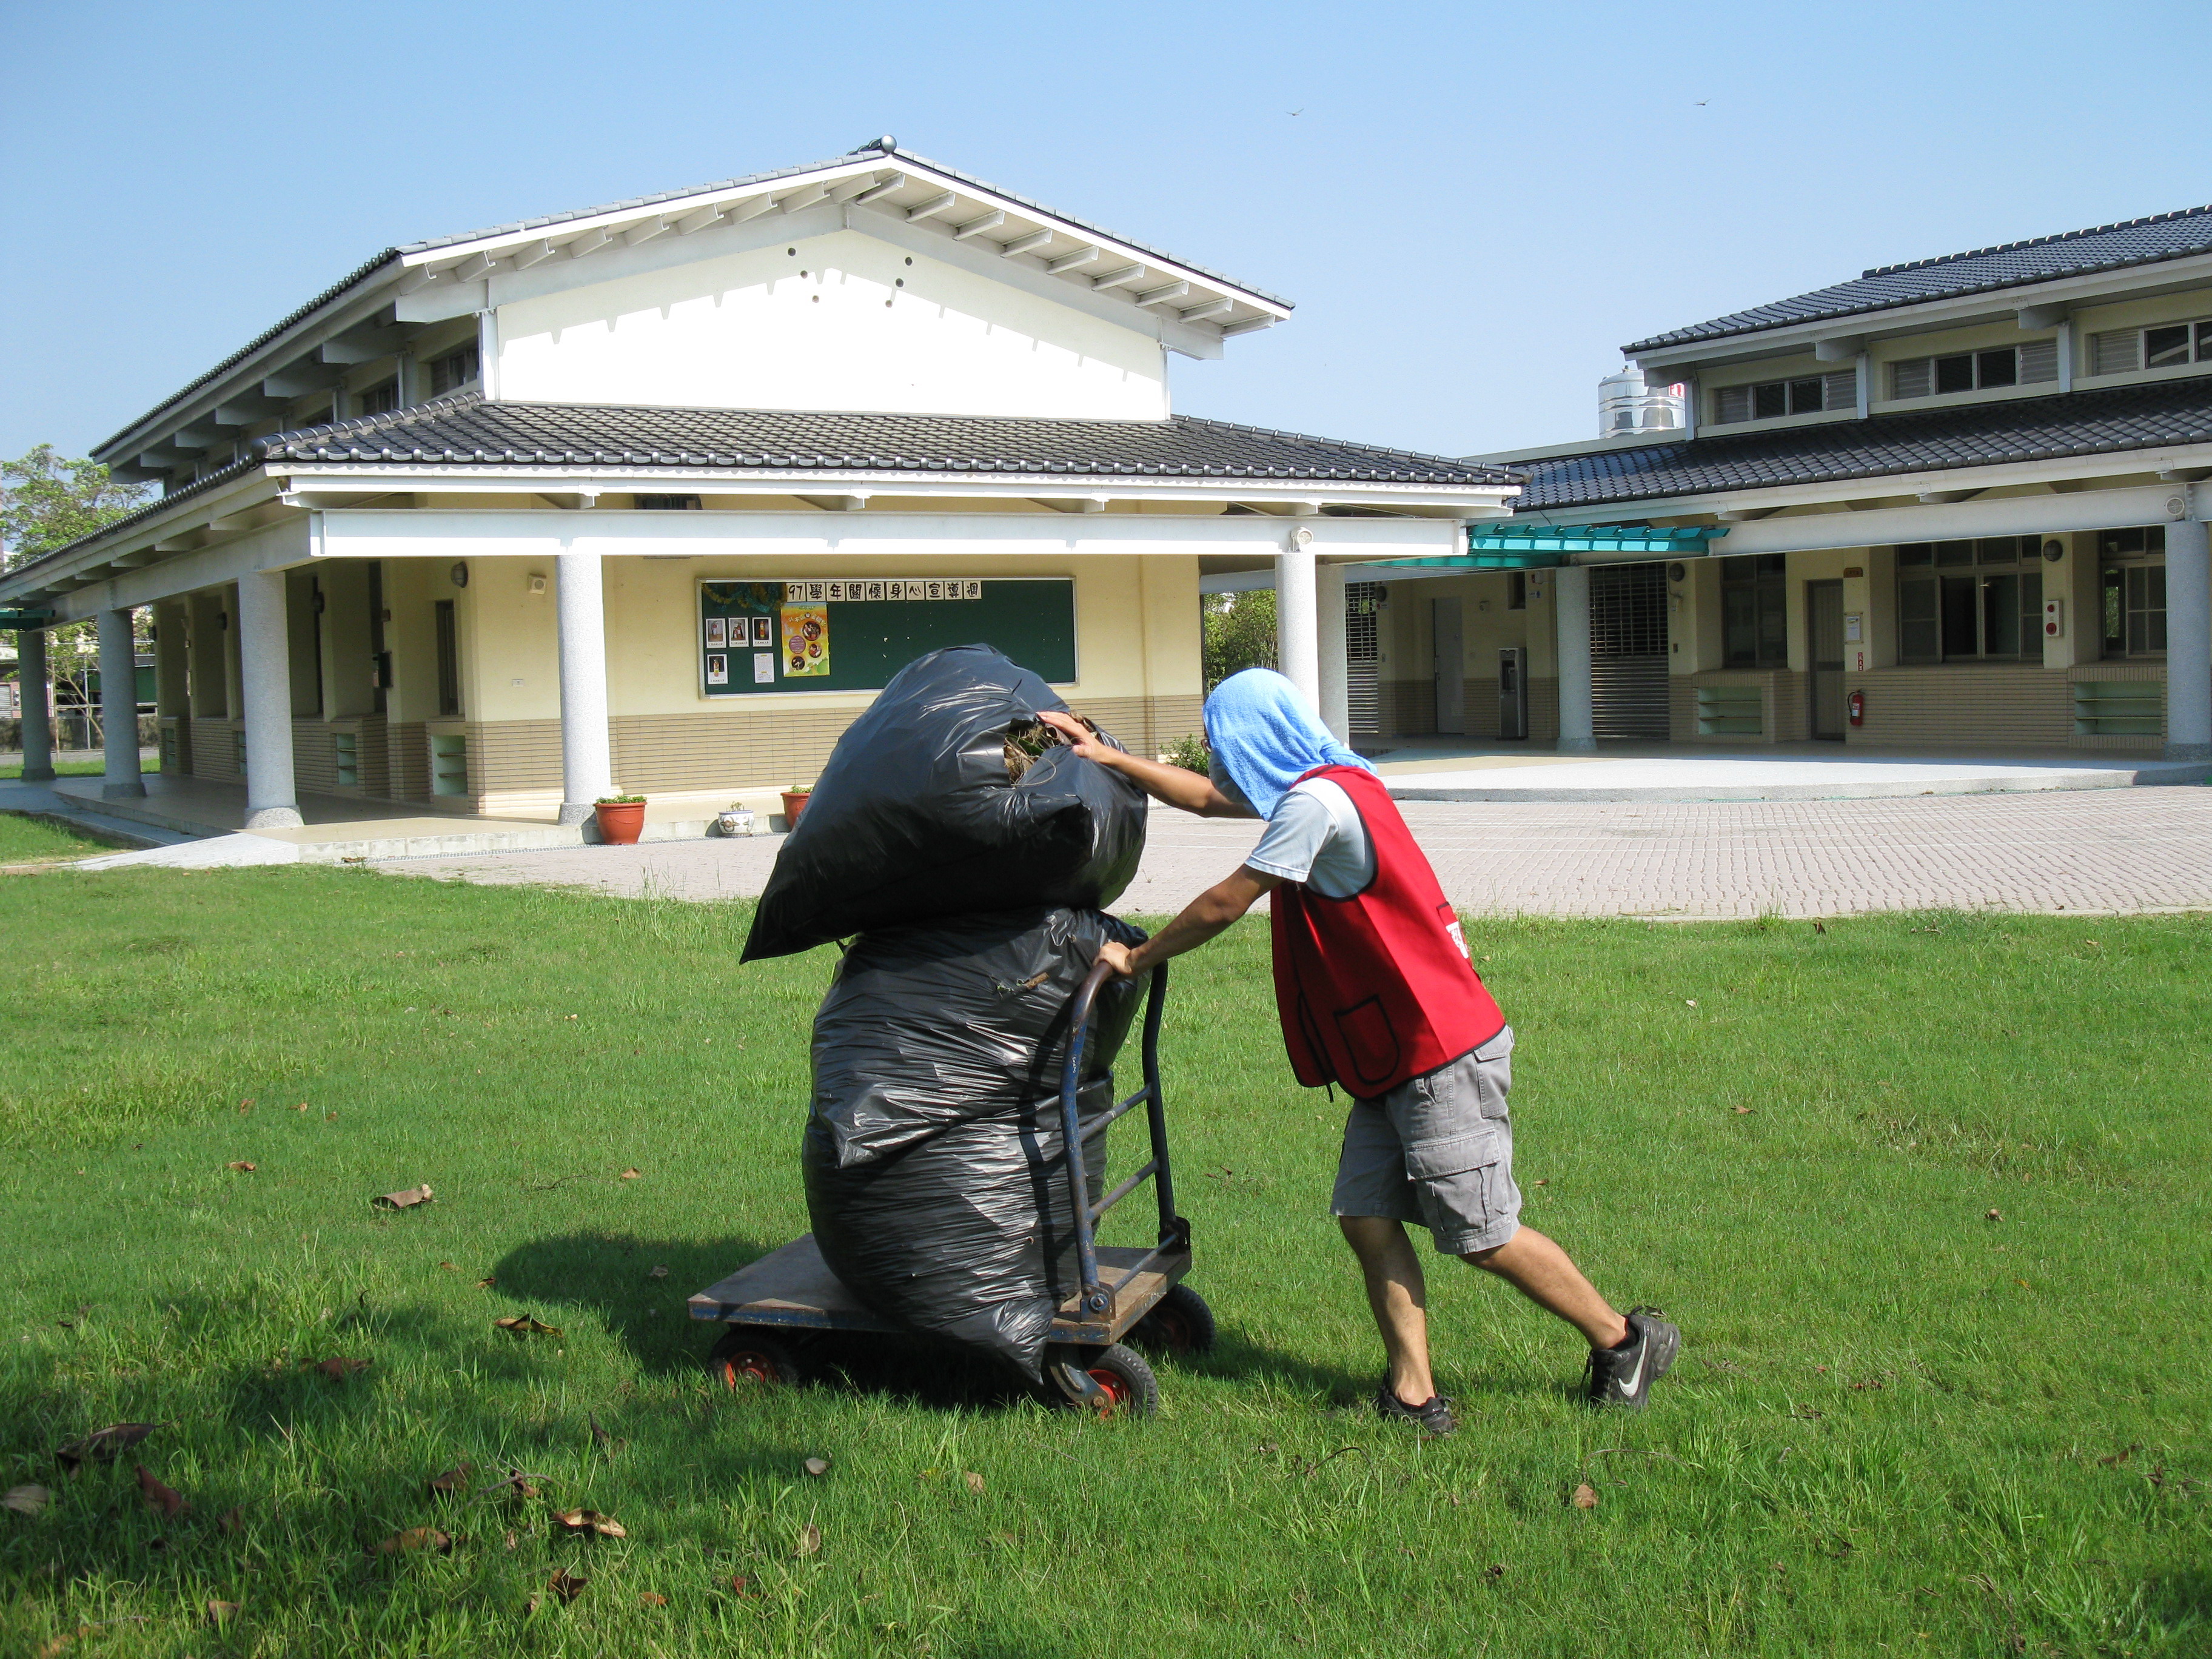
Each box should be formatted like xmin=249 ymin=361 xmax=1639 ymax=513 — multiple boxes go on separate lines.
xmin=1041 ymin=669 xmax=1679 ymax=1433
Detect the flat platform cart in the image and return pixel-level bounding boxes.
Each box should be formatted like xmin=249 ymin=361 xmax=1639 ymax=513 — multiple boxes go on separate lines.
xmin=689 ymin=960 xmax=1211 ymax=1416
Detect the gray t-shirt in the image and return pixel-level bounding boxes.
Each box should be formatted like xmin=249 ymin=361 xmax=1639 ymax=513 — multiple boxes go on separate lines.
xmin=1244 ymin=777 xmax=1376 ymax=899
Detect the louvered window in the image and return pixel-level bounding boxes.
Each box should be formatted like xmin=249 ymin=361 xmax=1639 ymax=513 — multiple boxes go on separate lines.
xmin=2088 ymin=320 xmax=2212 ymax=377
xmin=1888 ymin=344 xmax=2048 ymax=400
xmin=1709 ymin=367 xmax=1854 ymax=426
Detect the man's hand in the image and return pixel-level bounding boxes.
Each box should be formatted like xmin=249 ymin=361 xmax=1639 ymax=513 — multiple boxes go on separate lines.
xmin=1037 ymin=708 xmax=1110 ymax=762
xmin=1096 ymin=939 xmax=1138 ymax=979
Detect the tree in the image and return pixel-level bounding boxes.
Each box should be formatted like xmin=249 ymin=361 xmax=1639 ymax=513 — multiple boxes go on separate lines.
xmin=2 ymin=446 xmax=154 ymax=728
xmin=1202 ymin=588 xmax=1276 ymax=690
xmin=3 ymin=445 xmax=149 ymax=568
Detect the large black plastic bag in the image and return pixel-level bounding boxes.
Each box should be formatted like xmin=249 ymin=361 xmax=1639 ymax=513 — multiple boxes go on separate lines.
xmin=742 ymin=645 xmax=1147 ymax=962
xmin=802 ymin=907 xmax=1152 ymax=1379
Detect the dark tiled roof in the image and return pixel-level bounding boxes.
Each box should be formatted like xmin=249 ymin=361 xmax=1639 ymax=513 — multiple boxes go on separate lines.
xmin=1510 ymin=376 xmax=2212 ymax=511
xmin=258 ymin=395 xmax=1519 ymax=486
xmin=1627 ymin=204 xmax=2212 ymax=352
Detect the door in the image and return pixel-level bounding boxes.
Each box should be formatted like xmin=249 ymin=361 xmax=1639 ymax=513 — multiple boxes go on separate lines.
xmin=1809 ymin=579 xmax=1846 ymax=740
xmin=1432 ymin=597 xmax=1464 ymax=734
xmin=1589 ymin=563 xmax=1671 ymax=739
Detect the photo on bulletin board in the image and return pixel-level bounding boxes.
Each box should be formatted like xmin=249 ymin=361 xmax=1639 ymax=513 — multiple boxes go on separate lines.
xmin=697 ymin=577 xmax=1076 ymax=696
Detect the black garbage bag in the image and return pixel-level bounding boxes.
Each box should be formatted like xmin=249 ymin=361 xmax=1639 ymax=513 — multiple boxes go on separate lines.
xmin=742 ymin=645 xmax=1147 ymax=962
xmin=802 ymin=907 xmax=1152 ymax=1379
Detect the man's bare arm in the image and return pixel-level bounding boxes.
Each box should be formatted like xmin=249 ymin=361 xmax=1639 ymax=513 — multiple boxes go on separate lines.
xmin=1036 ymin=709 xmax=1253 ymax=817
xmin=1098 ymin=866 xmax=1281 ymax=978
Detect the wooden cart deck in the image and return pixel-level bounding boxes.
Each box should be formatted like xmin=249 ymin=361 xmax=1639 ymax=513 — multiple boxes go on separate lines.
xmin=689 ymin=1232 xmax=1191 ymax=1347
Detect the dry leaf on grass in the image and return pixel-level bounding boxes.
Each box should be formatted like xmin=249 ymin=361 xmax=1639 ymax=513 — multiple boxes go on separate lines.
xmin=205 ymin=1600 xmax=240 ymax=1625
xmin=803 ymin=1457 xmax=831 ymax=1478
xmin=437 ymin=1261 xmax=459 ymax=1272
xmin=1484 ymin=1563 xmax=1507 ymax=1580
xmin=301 ymin=1356 xmax=371 ymax=1381
xmin=56 ymin=1422 xmax=157 ymax=1474
xmin=292 ymin=1102 xmax=310 ymax=1113
xmin=218 ymin=1504 xmax=244 ymax=1535
xmin=375 ymin=1185 xmax=434 ymax=1210
xmin=494 ymin=1314 xmax=563 ymax=1339
xmin=225 ymin=1161 xmax=257 ymax=1172
xmin=620 ymin=1168 xmax=642 ymax=1180
xmin=963 ymin=1470 xmax=985 ymax=1495
xmin=794 ymin=1521 xmax=822 ymax=1557
xmin=546 ymin=1567 xmax=588 ymax=1604
xmin=551 ymin=1508 xmax=627 ymax=1539
xmin=477 ymin=1276 xmax=496 ymax=1289
xmin=427 ymin=1464 xmax=472 ymax=1495
xmin=471 ymin=1469 xmax=545 ymax=1506
xmin=646 ymin=1265 xmax=669 ymax=1280
xmin=373 ymin=1526 xmax=452 ymax=1555
xmin=1986 ymin=1208 xmax=2003 ymax=1222
xmin=1731 ymin=1107 xmax=1754 ymax=1116
xmin=4 ymin=1484 xmax=49 ymax=1515
xmin=1569 ymin=1483 xmax=1600 ymax=1510
xmin=729 ymin=1574 xmax=758 ymax=1597
xmin=638 ymin=1592 xmax=668 ymax=1607
xmin=238 ymin=1099 xmax=253 ymax=1115
xmin=135 ymin=1464 xmax=188 ymax=1518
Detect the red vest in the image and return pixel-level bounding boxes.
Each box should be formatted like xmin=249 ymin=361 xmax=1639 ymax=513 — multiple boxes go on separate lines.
xmin=1267 ymin=765 xmax=1505 ymax=1096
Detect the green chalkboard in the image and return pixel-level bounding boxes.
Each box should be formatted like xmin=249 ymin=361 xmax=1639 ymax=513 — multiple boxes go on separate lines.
xmin=697 ymin=577 xmax=1076 ymax=695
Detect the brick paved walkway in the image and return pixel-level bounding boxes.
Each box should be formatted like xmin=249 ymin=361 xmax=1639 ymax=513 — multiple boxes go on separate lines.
xmin=373 ymin=786 xmax=2212 ymax=919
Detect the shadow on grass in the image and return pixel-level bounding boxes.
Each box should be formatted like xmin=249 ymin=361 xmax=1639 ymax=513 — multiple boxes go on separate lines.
xmin=488 ymin=1230 xmax=1381 ymax=1412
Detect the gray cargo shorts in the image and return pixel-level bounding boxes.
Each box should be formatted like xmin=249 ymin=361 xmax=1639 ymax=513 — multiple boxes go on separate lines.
xmin=1329 ymin=1024 xmax=1521 ymax=1256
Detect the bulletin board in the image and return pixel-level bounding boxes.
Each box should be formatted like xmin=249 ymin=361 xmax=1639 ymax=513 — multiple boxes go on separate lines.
xmin=697 ymin=577 xmax=1077 ymax=695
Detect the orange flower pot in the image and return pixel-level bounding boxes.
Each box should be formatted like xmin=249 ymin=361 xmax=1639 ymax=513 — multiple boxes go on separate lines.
xmin=594 ymin=801 xmax=646 ymax=845
xmin=780 ymin=791 xmax=812 ymax=828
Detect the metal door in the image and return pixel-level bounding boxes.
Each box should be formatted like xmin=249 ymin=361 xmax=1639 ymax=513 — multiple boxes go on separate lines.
xmin=1497 ymin=646 xmax=1527 ymax=740
xmin=1432 ymin=597 xmax=1464 ymax=734
xmin=1809 ymin=579 xmax=1846 ymax=740
xmin=1589 ymin=563 xmax=1670 ymax=739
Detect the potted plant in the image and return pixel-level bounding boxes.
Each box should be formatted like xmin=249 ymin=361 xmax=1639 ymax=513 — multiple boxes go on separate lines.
xmin=779 ymin=784 xmax=814 ymax=829
xmin=594 ymin=794 xmax=647 ymax=845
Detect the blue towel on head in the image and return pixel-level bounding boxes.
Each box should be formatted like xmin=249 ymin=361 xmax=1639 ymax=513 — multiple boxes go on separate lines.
xmin=1202 ymin=668 xmax=1377 ymax=819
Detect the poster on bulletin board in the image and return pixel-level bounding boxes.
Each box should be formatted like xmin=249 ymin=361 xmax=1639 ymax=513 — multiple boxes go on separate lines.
xmin=697 ymin=578 xmax=1076 ymax=695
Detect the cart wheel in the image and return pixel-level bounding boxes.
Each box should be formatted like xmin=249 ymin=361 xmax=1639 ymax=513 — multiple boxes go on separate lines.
xmin=707 ymin=1329 xmax=803 ymax=1390
xmin=1131 ymin=1284 xmax=1216 ymax=1358
xmin=1049 ymin=1342 xmax=1159 ymax=1418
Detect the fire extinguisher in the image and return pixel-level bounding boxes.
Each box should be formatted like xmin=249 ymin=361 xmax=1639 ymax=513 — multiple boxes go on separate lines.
xmin=1847 ymin=689 xmax=1865 ymax=727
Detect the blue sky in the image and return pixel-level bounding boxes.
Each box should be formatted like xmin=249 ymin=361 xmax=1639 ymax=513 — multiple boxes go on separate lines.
xmin=7 ymin=0 xmax=2211 ymax=465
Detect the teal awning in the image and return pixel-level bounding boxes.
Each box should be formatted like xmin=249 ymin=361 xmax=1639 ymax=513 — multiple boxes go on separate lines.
xmin=1369 ymin=523 xmax=1730 ymax=571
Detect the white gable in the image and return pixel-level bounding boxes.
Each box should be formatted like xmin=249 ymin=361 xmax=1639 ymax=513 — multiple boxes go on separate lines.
xmin=495 ymin=225 xmax=1168 ymax=420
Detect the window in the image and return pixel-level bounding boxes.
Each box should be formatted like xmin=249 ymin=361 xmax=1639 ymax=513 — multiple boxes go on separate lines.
xmin=1506 ymin=570 xmax=1527 ymax=610
xmin=429 ymin=346 xmax=480 ymax=396
xmin=634 ymin=494 xmax=702 ymax=510
xmin=357 ymin=380 xmax=399 ymax=417
xmin=1720 ymin=554 xmax=1788 ymax=668
xmin=2098 ymin=526 xmax=2167 ymax=657
xmin=434 ymin=599 xmax=461 ymax=716
xmin=1711 ymin=369 xmax=1856 ymax=425
xmin=2088 ymin=320 xmax=2212 ymax=377
xmin=1895 ymin=538 xmax=2043 ymax=663
xmin=1888 ymin=343 xmax=2057 ymax=400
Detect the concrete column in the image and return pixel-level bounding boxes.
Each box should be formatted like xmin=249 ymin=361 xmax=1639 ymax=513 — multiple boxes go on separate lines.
xmin=556 ymin=549 xmax=614 ymax=825
xmin=98 ymin=608 xmax=146 ymax=798
xmin=235 ymin=569 xmax=303 ymax=828
xmin=1554 ymin=564 xmax=1596 ymax=753
xmin=2166 ymin=515 xmax=2211 ymax=760
xmin=16 ymin=627 xmax=54 ymax=782
xmin=1316 ymin=561 xmax=1350 ymax=742
xmin=1276 ymin=537 xmax=1320 ymax=714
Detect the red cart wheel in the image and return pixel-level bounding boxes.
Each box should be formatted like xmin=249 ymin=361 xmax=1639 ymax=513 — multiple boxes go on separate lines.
xmin=1131 ymin=1284 xmax=1216 ymax=1358
xmin=1049 ymin=1342 xmax=1159 ymax=1418
xmin=707 ymin=1329 xmax=803 ymax=1389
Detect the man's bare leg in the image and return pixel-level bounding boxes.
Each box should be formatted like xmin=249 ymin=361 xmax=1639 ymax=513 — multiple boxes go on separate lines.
xmin=1338 ymin=1216 xmax=1436 ymax=1404
xmin=1463 ymin=1226 xmax=1631 ymax=1350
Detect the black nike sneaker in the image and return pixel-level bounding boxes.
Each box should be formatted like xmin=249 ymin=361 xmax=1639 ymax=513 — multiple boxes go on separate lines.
xmin=1585 ymin=1307 xmax=1680 ymax=1411
xmin=1374 ymin=1382 xmax=1458 ymax=1436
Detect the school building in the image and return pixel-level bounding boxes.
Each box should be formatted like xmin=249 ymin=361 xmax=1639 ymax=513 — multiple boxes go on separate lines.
xmin=1332 ymin=206 xmax=2212 ymax=760
xmin=0 ymin=139 xmax=1516 ymax=831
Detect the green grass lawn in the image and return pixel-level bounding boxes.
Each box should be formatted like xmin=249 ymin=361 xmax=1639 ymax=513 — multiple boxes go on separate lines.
xmin=0 ymin=757 xmax=155 ymax=781
xmin=2 ymin=869 xmax=2206 ymax=1658
xmin=0 ymin=814 xmax=110 ymax=866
